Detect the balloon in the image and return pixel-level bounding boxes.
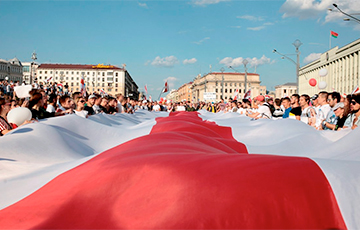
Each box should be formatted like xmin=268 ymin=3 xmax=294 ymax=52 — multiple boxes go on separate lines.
xmin=5 ymin=76 xmax=9 ymax=81
xmin=309 ymin=78 xmax=317 ymax=87
xmin=319 ymin=68 xmax=328 ymax=77
xmin=318 ymin=81 xmax=327 ymax=89
xmin=7 ymin=107 xmax=32 ymax=126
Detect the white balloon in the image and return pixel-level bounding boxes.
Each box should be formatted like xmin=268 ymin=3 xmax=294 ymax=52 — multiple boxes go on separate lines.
xmin=7 ymin=107 xmax=32 ymax=126
xmin=319 ymin=68 xmax=328 ymax=77
xmin=5 ymin=76 xmax=9 ymax=81
xmin=318 ymin=81 xmax=327 ymax=90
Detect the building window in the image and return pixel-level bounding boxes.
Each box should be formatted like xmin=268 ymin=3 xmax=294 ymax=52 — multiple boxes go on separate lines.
xmin=71 ymin=72 xmax=74 ymax=74
xmin=39 ymin=71 xmax=42 ymax=74
xmin=102 ymin=78 xmax=105 ymax=82
xmin=284 ymin=89 xmax=286 ymax=93
xmin=71 ymin=83 xmax=74 ymax=86
xmin=115 ymin=73 xmax=118 ymax=77
xmin=216 ymin=89 xmax=218 ymax=93
xmin=115 ymin=83 xmax=118 ymax=87
xmin=66 ymin=77 xmax=68 ymax=80
xmin=230 ymin=83 xmax=232 ymax=86
xmin=225 ymin=83 xmax=227 ymax=86
xmin=225 ymin=89 xmax=228 ymax=93
xmin=87 ymin=72 xmax=89 ymax=75
xmin=102 ymin=72 xmax=105 ymax=76
xmin=102 ymin=83 xmax=105 ymax=87
xmin=230 ymin=89 xmax=232 ymax=93
xmin=56 ymin=71 xmax=58 ymax=74
xmin=66 ymin=71 xmax=68 ymax=74
xmin=77 ymin=72 xmax=79 ymax=75
xmin=97 ymin=83 xmax=100 ymax=86
xmin=71 ymin=77 xmax=74 ymax=80
xmin=115 ymin=78 xmax=118 ymax=82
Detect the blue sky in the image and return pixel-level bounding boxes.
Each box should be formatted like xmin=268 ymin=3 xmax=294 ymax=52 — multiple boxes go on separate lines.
xmin=1 ymin=0 xmax=359 ymax=97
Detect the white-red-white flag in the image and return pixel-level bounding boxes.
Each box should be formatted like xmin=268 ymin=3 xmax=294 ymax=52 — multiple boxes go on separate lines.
xmin=233 ymin=89 xmax=239 ymax=100
xmin=163 ymin=81 xmax=169 ymax=93
xmin=0 ymin=111 xmax=359 ymax=229
xmin=144 ymin=85 xmax=148 ymax=95
xmin=351 ymin=85 xmax=359 ymax=95
xmin=80 ymin=75 xmax=86 ymax=96
xmin=244 ymin=89 xmax=251 ymax=99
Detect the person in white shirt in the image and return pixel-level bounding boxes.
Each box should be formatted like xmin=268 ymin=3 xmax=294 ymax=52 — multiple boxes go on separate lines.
xmin=315 ymin=91 xmax=331 ymax=129
xmin=152 ymin=101 xmax=161 ymax=112
xmin=246 ymin=95 xmax=272 ymax=119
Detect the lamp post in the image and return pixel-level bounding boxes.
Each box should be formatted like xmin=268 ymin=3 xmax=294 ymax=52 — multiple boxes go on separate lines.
xmin=30 ymin=51 xmax=37 ymax=85
xmin=331 ymin=3 xmax=360 ymax=24
xmin=220 ymin=67 xmax=225 ymax=99
xmin=243 ymin=59 xmax=249 ymax=94
xmin=273 ymin=39 xmax=302 ymax=93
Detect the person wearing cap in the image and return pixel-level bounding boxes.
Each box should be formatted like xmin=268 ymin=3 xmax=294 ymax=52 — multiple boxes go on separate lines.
xmin=246 ymin=95 xmax=272 ymax=119
xmin=84 ymin=94 xmax=96 ymax=115
xmin=322 ymin=102 xmax=344 ymax=130
xmin=344 ymin=94 xmax=360 ymax=130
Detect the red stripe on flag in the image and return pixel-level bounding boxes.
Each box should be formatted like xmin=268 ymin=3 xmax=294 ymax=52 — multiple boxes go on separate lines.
xmin=331 ymin=31 xmax=338 ymax=37
xmin=0 ymin=112 xmax=346 ymax=229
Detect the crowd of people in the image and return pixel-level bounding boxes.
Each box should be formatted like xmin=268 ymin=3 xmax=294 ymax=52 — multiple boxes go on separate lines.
xmin=1 ymin=79 xmax=360 ymax=137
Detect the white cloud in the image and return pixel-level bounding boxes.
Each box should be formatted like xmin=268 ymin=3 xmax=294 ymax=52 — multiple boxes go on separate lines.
xmin=183 ymin=58 xmax=197 ymax=65
xmin=230 ymin=26 xmax=242 ymax=29
xmin=219 ymin=55 xmax=273 ymax=68
xmin=138 ymin=3 xmax=148 ymax=8
xmin=164 ymin=76 xmax=178 ymax=89
xmin=263 ymin=22 xmax=275 ymax=26
xmin=192 ymin=0 xmax=230 ymax=6
xmin=280 ymin=0 xmax=331 ymax=19
xmin=193 ymin=37 xmax=210 ymax=45
xmin=303 ymin=53 xmax=321 ymax=64
xmin=151 ymin=56 xmax=179 ymax=68
xmin=247 ymin=26 xmax=266 ymax=31
xmin=237 ymin=15 xmax=264 ymax=21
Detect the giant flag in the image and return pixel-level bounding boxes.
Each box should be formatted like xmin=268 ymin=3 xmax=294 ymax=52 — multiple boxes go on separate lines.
xmin=0 ymin=111 xmax=359 ymax=229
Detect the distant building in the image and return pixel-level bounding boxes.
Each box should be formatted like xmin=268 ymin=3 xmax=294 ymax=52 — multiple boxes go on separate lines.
xmin=165 ymin=89 xmax=178 ymax=102
xmin=36 ymin=63 xmax=139 ymax=99
xmin=299 ymin=38 xmax=360 ymax=95
xmin=0 ymin=58 xmax=23 ymax=82
xmin=275 ymin=83 xmax=297 ymax=98
xmin=22 ymin=62 xmax=39 ymax=85
xmin=191 ymin=72 xmax=266 ymax=102
xmin=177 ymin=82 xmax=193 ymax=102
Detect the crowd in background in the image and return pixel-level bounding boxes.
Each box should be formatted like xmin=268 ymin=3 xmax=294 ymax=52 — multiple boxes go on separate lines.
xmin=1 ymin=79 xmax=360 ymax=137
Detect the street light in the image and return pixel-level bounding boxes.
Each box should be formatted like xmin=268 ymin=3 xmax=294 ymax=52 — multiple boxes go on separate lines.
xmin=30 ymin=51 xmax=37 ymax=85
xmin=332 ymin=3 xmax=360 ymax=24
xmin=243 ymin=59 xmax=249 ymax=94
xmin=273 ymin=39 xmax=302 ymax=93
xmin=220 ymin=67 xmax=225 ymax=99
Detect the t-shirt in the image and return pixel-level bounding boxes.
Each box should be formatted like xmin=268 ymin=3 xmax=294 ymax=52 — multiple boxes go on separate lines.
xmin=282 ymin=107 xmax=292 ymax=118
xmin=256 ymin=104 xmax=272 ymax=119
xmin=300 ymin=106 xmax=313 ymax=124
xmin=74 ymin=110 xmax=88 ymax=118
xmin=289 ymin=106 xmax=302 ymax=119
xmin=46 ymin=104 xmax=56 ymax=113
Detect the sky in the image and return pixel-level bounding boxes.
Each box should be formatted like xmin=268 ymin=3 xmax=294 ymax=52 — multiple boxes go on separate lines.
xmin=1 ymin=0 xmax=360 ymax=97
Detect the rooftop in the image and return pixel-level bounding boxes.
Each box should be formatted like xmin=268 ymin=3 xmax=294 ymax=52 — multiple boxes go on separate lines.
xmin=38 ymin=63 xmax=124 ymax=70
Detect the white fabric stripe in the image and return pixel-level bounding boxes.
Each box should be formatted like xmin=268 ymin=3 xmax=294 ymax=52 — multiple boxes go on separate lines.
xmin=0 ymin=110 xmax=168 ymax=210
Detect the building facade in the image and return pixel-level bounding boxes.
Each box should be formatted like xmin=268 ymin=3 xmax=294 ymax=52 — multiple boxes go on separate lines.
xmin=0 ymin=58 xmax=23 ymax=82
xmin=299 ymin=38 xmax=360 ymax=95
xmin=165 ymin=89 xmax=178 ymax=102
xmin=22 ymin=62 xmax=39 ymax=85
xmin=177 ymin=82 xmax=193 ymax=102
xmin=191 ymin=72 xmax=266 ymax=102
xmin=36 ymin=64 xmax=139 ymax=99
xmin=275 ymin=83 xmax=297 ymax=98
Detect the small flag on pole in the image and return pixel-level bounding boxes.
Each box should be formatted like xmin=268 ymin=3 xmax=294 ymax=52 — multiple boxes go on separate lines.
xmin=244 ymin=89 xmax=251 ymax=99
xmin=331 ymin=31 xmax=338 ymax=38
xmin=233 ymin=89 xmax=239 ymax=100
xmin=351 ymin=85 xmax=359 ymax=95
xmin=162 ymin=81 xmax=169 ymax=93
xmin=145 ymin=85 xmax=148 ymax=95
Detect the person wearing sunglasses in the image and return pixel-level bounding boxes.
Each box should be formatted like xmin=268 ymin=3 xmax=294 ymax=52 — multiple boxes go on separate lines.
xmin=74 ymin=97 xmax=88 ymax=118
xmin=343 ymin=94 xmax=360 ymax=130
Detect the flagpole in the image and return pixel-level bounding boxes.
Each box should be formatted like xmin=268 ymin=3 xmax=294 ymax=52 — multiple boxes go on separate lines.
xmin=158 ymin=87 xmax=164 ymax=101
xmin=329 ymin=31 xmax=331 ymax=49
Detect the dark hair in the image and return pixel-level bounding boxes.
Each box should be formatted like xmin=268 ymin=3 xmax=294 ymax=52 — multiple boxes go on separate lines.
xmin=283 ymin=97 xmax=291 ymax=102
xmin=301 ymin=94 xmax=310 ymax=103
xmin=291 ymin=94 xmax=300 ymax=101
xmin=319 ymin=91 xmax=328 ymax=100
xmin=59 ymin=95 xmax=70 ymax=106
xmin=48 ymin=94 xmax=57 ymax=103
xmin=275 ymin=98 xmax=281 ymax=106
xmin=28 ymin=92 xmax=42 ymax=108
xmin=353 ymin=94 xmax=360 ymax=104
xmin=329 ymin=92 xmax=341 ymax=103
